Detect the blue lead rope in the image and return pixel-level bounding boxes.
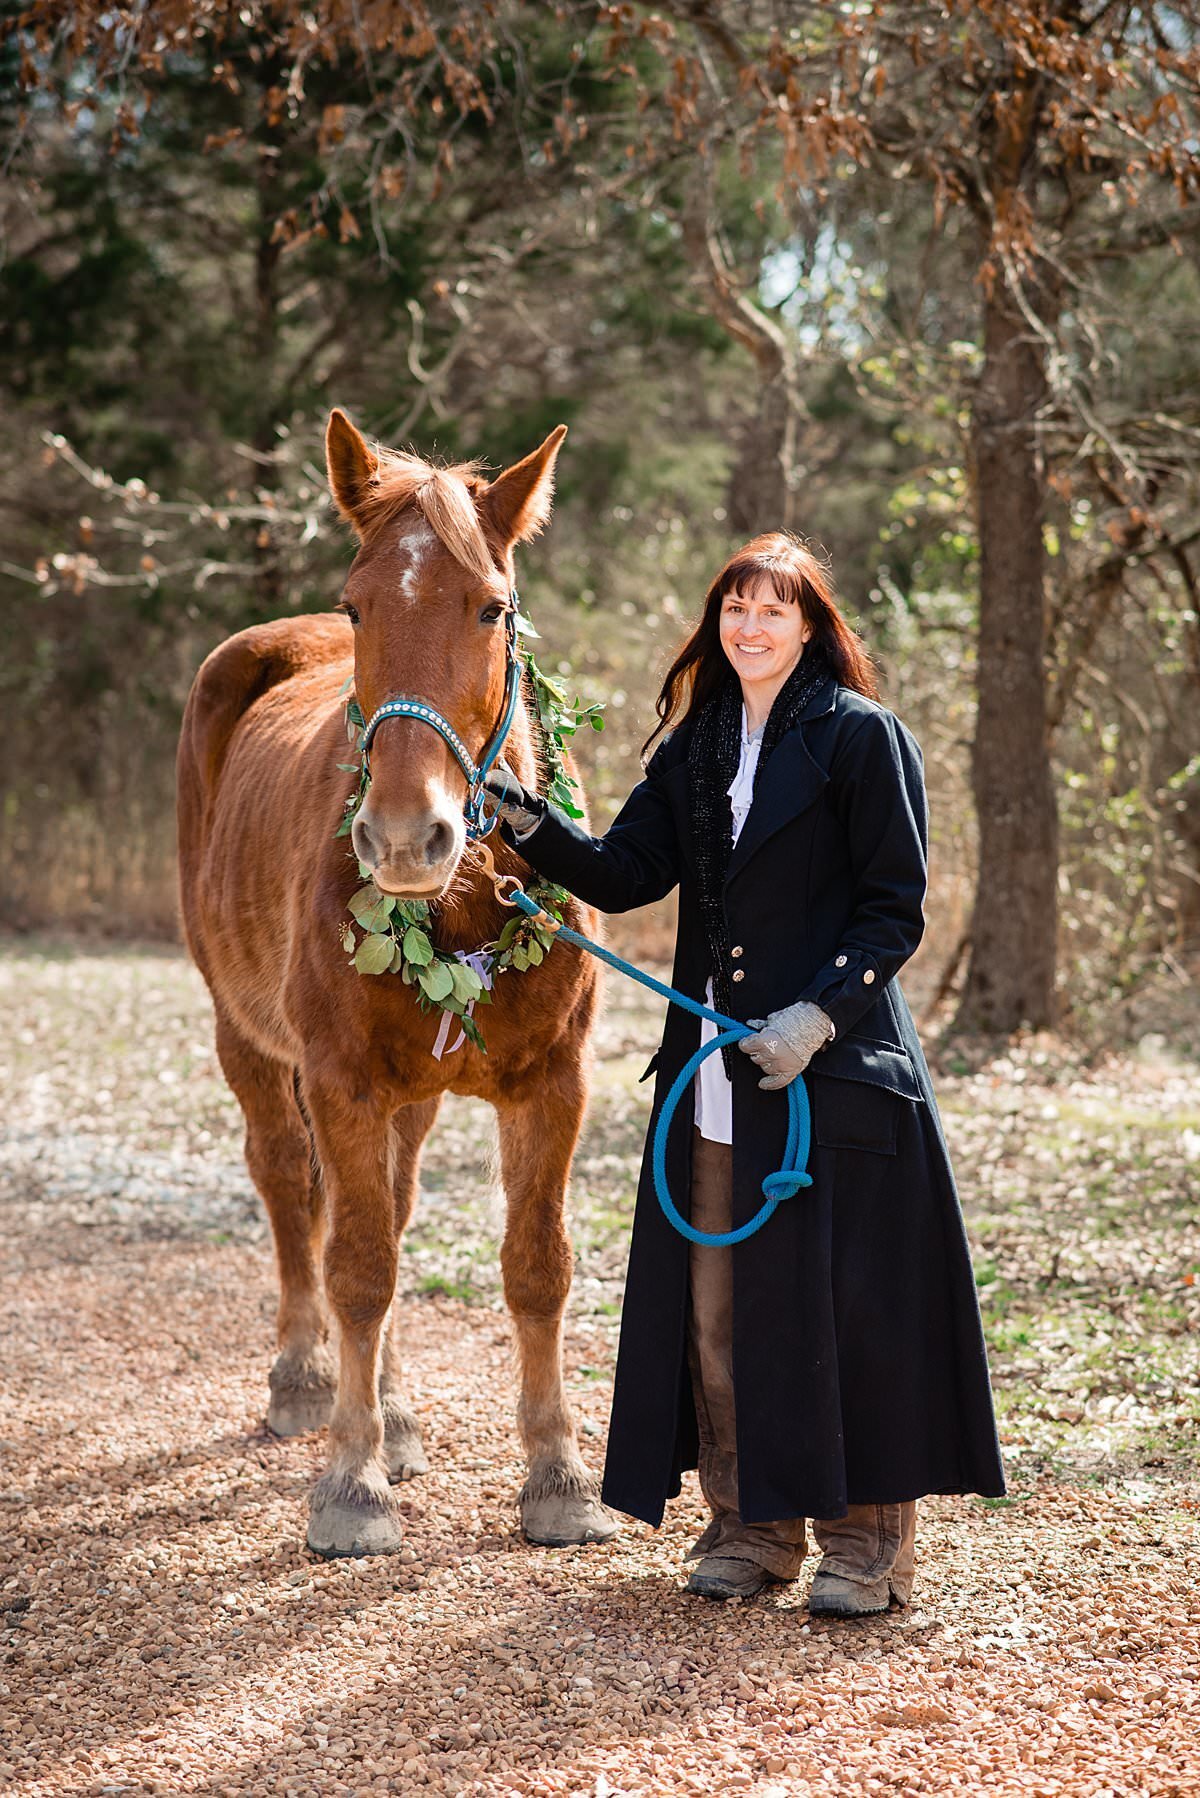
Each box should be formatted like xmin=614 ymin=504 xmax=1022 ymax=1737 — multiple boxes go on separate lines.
xmin=507 ymin=888 xmax=813 ymax=1247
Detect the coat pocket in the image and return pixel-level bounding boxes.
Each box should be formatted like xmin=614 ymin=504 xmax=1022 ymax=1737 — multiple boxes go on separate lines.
xmin=812 ymin=1076 xmax=901 ymax=1155
xmin=810 ymin=1035 xmax=924 ymax=1156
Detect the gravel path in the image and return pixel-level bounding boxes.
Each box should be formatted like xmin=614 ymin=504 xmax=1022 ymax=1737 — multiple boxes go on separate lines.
xmin=2 ymin=942 xmax=1198 ymax=1796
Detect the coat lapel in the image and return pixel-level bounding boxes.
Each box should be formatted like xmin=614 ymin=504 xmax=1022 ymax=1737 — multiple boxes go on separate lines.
xmin=724 ymin=688 xmax=835 ymax=888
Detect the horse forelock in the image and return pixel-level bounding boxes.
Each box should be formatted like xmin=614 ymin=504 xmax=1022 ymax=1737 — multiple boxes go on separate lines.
xmin=355 ymin=449 xmax=499 ymax=588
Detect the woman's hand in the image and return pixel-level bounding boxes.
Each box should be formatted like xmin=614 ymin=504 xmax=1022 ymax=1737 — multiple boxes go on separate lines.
xmin=481 ymin=762 xmax=546 ymax=835
xmin=738 ymin=1000 xmax=834 ymax=1090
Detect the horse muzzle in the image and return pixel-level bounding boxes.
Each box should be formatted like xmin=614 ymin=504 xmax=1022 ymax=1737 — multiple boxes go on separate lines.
xmin=351 ymin=799 xmax=465 ymax=898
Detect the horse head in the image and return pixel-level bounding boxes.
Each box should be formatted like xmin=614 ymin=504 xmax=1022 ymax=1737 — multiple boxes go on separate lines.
xmin=325 ymin=408 xmax=565 ymax=898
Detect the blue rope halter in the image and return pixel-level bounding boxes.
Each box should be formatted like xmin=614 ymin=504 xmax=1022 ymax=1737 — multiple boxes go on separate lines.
xmin=360 ymin=596 xmax=523 ymax=840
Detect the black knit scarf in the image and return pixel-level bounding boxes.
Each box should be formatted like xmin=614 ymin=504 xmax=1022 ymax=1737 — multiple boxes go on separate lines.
xmin=688 ymin=645 xmax=834 ymax=1071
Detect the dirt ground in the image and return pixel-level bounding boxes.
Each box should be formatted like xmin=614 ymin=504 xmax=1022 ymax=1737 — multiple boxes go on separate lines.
xmin=2 ymin=942 xmax=1198 ymax=1797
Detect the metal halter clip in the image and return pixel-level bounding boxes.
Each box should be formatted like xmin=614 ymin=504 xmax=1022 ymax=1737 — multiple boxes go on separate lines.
xmin=475 ymin=841 xmax=526 ymax=910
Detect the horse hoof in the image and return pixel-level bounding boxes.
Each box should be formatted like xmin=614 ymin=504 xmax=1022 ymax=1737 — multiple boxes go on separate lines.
xmin=307 ymin=1473 xmax=405 ymax=1559
xmin=521 ymin=1486 xmax=621 ymax=1547
xmin=267 ymin=1352 xmax=335 ymax=1438
xmin=268 ymin=1387 xmax=334 ymax=1437
xmin=383 ymin=1404 xmax=430 ymax=1482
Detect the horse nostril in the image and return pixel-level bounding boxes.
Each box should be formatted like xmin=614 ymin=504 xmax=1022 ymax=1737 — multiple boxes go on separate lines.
xmin=423 ymin=819 xmax=455 ymax=866
xmin=351 ymin=813 xmax=379 ymax=868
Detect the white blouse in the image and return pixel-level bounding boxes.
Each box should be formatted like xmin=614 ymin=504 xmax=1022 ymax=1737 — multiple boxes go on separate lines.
xmin=694 ymin=707 xmax=765 ymax=1144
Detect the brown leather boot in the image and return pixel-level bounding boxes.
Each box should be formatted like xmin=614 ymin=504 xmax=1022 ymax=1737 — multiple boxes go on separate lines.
xmin=807 ymin=1569 xmax=891 ymax=1617
xmin=686 ymin=1554 xmax=779 ymax=1600
xmin=808 ymin=1501 xmax=917 ymax=1616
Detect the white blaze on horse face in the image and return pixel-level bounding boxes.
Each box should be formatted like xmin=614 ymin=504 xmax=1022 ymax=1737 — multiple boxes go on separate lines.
xmin=397 ymin=525 xmax=438 ymax=603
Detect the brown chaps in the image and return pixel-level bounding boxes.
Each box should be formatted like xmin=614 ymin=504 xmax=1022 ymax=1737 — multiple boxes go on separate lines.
xmin=685 ymin=1129 xmax=917 ymax=1596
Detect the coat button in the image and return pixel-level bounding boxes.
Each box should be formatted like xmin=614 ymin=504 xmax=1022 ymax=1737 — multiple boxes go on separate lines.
xmin=835 ymin=954 xmax=847 ymax=968
xmin=731 ymin=969 xmax=745 ymax=983
xmin=863 ymin=968 xmax=876 ymax=985
xmin=731 ymin=945 xmax=743 ymax=959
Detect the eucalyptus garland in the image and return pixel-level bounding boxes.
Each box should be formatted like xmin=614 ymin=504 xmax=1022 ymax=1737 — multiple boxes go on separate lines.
xmin=523 ymin=657 xmax=604 ymax=820
xmin=334 ymin=647 xmax=603 ymax=1051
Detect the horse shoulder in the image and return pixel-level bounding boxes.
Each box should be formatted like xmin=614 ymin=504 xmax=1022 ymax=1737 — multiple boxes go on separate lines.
xmin=178 ymin=614 xmax=351 ymax=817
xmin=178 ymin=613 xmax=351 ymax=972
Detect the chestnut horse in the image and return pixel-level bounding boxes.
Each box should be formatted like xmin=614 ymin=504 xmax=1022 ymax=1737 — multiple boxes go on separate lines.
xmin=177 ymin=409 xmax=614 ymax=1558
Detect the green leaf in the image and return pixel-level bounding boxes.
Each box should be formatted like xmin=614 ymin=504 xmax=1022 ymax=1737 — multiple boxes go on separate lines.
xmin=354 ymin=933 xmax=395 ymax=975
xmin=346 ymin=699 xmax=365 ymax=728
xmin=349 ymin=885 xmax=394 ymax=933
xmin=358 ymin=861 xmax=375 ymax=883
xmin=461 ymin=1014 xmax=487 ymax=1052
xmin=417 ymin=961 xmax=454 ymax=1003
xmin=388 ymin=941 xmax=404 ymax=973
xmin=348 ymin=883 xmax=383 ymax=921
xmin=403 ymin=926 xmax=435 ymax=966
xmin=525 ymin=937 xmax=544 ymax=967
xmin=496 ymin=916 xmax=523 ymax=954
xmin=510 ymin=943 xmax=530 ymax=972
xmin=450 ymin=962 xmax=484 ymax=1005
xmin=335 ymin=816 xmax=354 ymax=838
xmin=514 ymin=613 xmax=540 ymax=638
xmin=340 ymin=923 xmax=356 ymax=954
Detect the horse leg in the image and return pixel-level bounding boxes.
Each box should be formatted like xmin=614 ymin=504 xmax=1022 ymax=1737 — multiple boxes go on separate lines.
xmin=214 ymin=1012 xmax=333 ymax=1435
xmin=496 ymin=1062 xmax=619 ymax=1546
xmin=302 ymin=1075 xmax=405 ymax=1558
xmin=378 ymin=1097 xmax=441 ymax=1481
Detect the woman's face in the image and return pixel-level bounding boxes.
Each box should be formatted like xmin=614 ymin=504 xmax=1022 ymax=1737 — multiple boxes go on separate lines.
xmin=718 ymin=578 xmax=811 ymax=695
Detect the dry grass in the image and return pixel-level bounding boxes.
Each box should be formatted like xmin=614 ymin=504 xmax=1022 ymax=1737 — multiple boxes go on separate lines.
xmin=2 ymin=940 xmax=1198 ymax=1796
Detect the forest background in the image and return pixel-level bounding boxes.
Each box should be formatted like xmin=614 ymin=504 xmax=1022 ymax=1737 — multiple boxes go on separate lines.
xmin=2 ymin=0 xmax=1199 ymax=1041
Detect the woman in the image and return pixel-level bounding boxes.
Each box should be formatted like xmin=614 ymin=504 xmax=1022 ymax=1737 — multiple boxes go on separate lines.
xmin=485 ymin=533 xmax=1005 ymax=1615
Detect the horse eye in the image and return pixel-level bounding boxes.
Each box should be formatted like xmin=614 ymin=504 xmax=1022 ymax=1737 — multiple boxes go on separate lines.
xmin=479 ymin=602 xmax=505 ymax=625
xmin=341 ymin=603 xmax=360 ymax=626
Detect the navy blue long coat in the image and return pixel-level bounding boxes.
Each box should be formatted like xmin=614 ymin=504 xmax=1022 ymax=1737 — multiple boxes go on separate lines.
xmin=515 ymin=680 xmax=1006 ymax=1526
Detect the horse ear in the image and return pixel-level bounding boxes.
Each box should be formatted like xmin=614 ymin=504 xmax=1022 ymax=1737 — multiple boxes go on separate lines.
xmin=326 ymin=408 xmax=378 ymax=525
xmin=481 ymin=425 xmax=568 ymax=548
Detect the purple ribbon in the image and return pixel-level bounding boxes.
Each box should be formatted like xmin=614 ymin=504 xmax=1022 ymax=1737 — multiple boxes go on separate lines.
xmin=431 ymin=951 xmax=495 ymax=1058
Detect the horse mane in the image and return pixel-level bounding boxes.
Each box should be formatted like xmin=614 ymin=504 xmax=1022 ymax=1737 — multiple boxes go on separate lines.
xmin=354 ymin=447 xmax=497 ymax=585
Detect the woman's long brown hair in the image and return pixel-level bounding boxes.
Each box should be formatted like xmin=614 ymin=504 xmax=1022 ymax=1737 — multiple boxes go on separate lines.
xmin=644 ymin=532 xmax=878 ymax=755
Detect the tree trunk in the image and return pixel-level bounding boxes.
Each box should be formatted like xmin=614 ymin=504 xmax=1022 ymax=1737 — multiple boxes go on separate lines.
xmin=727 ymin=371 xmax=801 ymax=538
xmin=956 ymin=279 xmax=1059 ymax=1032
xmin=681 ymin=180 xmax=803 ymax=538
xmin=252 ymin=94 xmax=283 ymax=614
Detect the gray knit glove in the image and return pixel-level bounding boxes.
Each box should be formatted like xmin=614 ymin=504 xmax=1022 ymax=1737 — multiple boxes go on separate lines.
xmin=738 ymin=1000 xmax=834 ymax=1091
xmin=481 ymin=762 xmax=546 ymax=837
